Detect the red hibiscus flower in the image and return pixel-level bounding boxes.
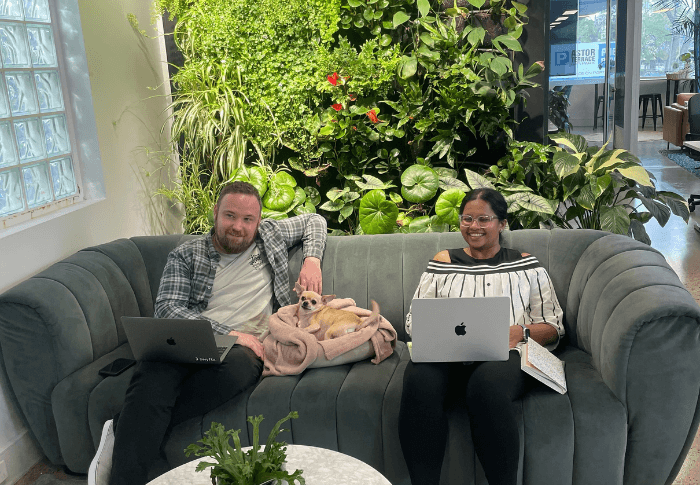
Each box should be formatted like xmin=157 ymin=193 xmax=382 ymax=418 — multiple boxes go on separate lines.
xmin=331 ymin=103 xmax=343 ymax=111
xmin=366 ymin=109 xmax=380 ymax=123
xmin=327 ymin=72 xmax=339 ymax=86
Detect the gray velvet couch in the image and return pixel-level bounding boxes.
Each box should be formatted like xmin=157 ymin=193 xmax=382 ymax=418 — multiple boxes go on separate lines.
xmin=1 ymin=229 xmax=699 ymax=485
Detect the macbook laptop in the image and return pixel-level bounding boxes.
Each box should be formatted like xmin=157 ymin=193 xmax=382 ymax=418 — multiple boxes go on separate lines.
xmin=409 ymin=296 xmax=511 ymax=362
xmin=121 ymin=317 xmax=238 ymax=364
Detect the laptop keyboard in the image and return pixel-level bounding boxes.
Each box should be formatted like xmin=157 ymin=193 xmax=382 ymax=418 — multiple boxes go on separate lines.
xmin=217 ymin=346 xmax=227 ymax=356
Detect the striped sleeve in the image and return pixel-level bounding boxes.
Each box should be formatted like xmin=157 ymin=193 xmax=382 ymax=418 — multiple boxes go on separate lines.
xmin=527 ymin=267 xmax=565 ymax=348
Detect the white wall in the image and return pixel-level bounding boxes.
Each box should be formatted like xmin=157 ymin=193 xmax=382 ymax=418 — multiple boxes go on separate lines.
xmin=0 ymin=1 xmax=177 ymax=482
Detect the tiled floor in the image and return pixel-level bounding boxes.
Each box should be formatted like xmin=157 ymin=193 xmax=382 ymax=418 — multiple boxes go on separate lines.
xmin=16 ymin=132 xmax=700 ymax=485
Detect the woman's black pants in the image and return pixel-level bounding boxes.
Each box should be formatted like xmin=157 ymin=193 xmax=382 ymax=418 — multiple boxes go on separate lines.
xmin=398 ymin=350 xmax=531 ymax=485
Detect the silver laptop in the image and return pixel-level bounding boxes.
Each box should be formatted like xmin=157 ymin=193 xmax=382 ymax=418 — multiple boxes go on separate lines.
xmin=121 ymin=317 xmax=238 ymax=364
xmin=409 ymin=297 xmax=511 ymax=362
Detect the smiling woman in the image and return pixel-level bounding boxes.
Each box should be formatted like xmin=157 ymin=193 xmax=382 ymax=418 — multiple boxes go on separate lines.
xmin=400 ymin=188 xmax=564 ymax=485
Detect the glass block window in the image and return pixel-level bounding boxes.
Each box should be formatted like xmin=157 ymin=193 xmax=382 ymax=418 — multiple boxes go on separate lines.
xmin=0 ymin=0 xmax=79 ymax=220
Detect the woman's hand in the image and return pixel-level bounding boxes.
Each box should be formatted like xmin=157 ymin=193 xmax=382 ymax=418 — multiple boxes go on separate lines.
xmin=228 ymin=330 xmax=265 ymax=360
xmin=509 ymin=325 xmax=525 ymax=349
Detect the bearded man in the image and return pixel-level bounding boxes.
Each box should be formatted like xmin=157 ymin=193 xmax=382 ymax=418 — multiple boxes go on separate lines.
xmin=88 ymin=181 xmax=326 ymax=485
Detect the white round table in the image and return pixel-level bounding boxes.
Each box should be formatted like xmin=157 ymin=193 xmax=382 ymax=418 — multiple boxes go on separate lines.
xmin=146 ymin=444 xmax=391 ymax=485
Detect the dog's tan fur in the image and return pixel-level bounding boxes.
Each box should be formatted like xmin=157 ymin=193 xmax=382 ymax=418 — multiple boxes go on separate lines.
xmin=294 ymin=282 xmax=375 ymax=341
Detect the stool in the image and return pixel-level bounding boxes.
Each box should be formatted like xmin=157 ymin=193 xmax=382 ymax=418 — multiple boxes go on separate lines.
xmin=639 ymin=93 xmax=663 ymax=131
xmin=593 ymin=95 xmax=604 ymax=130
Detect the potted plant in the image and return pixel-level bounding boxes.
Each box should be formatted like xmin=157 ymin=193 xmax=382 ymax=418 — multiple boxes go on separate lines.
xmin=185 ymin=412 xmax=305 ymax=485
xmin=463 ymin=132 xmax=690 ymax=244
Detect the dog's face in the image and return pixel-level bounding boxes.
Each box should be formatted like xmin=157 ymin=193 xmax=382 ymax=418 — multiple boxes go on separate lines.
xmin=298 ymin=291 xmax=324 ymax=314
xmin=294 ymin=282 xmax=335 ymax=316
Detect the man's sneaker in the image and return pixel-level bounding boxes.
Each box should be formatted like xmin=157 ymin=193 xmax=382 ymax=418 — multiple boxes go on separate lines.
xmin=88 ymin=419 xmax=114 ymax=485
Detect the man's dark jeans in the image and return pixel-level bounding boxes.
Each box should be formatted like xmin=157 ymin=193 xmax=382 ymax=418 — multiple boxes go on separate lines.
xmin=109 ymin=345 xmax=263 ymax=485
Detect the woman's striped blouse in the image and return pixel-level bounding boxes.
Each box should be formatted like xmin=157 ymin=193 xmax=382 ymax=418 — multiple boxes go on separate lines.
xmin=405 ymin=247 xmax=565 ymax=349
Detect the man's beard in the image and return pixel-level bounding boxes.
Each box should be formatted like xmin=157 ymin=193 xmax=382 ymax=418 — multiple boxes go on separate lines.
xmin=214 ymin=224 xmax=256 ymax=254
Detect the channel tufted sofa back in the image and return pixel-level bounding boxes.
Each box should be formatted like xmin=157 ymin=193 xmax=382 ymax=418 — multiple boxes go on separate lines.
xmin=0 ymin=229 xmax=699 ymax=485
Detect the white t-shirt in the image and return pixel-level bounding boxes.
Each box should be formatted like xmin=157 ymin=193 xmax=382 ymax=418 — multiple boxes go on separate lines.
xmin=201 ymin=244 xmax=274 ymax=336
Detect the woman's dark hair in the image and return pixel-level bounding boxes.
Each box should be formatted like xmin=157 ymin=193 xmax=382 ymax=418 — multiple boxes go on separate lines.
xmin=458 ymin=188 xmax=508 ymax=220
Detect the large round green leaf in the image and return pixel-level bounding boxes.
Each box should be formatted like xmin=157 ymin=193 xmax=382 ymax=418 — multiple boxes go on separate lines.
xmin=231 ymin=166 xmax=250 ymax=183
xmin=248 ymin=166 xmax=268 ymax=197
xmin=263 ymin=184 xmax=295 ymax=211
xmin=359 ymin=190 xmax=399 ymax=234
xmin=408 ymin=215 xmax=450 ymax=233
xmin=401 ymin=165 xmax=439 ymax=203
xmin=290 ymin=186 xmax=306 ymax=208
xmin=230 ymin=166 xmax=268 ymax=197
xmin=294 ymin=201 xmax=316 ymax=215
xmin=271 ymin=171 xmax=297 ymax=188
xmin=304 ymin=187 xmax=321 ymax=205
xmin=261 ymin=208 xmax=288 ymax=220
xmin=435 ymin=189 xmax=466 ymax=226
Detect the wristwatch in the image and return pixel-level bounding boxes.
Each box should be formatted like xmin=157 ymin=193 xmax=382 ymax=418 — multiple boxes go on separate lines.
xmin=522 ymin=325 xmax=530 ymax=342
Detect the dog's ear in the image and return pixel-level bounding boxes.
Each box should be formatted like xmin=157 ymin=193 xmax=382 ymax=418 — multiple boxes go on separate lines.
xmin=321 ymin=294 xmax=336 ymax=304
xmin=294 ymin=282 xmax=305 ymax=297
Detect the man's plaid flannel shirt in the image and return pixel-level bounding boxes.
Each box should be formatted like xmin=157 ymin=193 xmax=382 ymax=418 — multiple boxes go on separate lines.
xmin=154 ymin=213 xmax=327 ymax=335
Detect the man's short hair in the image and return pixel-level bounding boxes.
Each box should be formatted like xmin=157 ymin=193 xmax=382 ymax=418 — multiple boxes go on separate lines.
xmin=217 ymin=181 xmax=262 ymax=212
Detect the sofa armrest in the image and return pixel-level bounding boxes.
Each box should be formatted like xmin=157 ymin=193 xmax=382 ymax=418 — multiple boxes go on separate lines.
xmin=567 ymin=234 xmax=700 ymax=484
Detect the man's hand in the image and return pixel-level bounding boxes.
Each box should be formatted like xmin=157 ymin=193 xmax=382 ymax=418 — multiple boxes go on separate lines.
xmin=509 ymin=325 xmax=525 ymax=349
xmin=297 ymin=257 xmax=322 ymax=294
xmin=228 ymin=330 xmax=265 ymax=360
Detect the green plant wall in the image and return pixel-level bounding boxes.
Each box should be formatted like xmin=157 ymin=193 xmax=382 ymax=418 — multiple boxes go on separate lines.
xmin=149 ymin=0 xmax=689 ymax=243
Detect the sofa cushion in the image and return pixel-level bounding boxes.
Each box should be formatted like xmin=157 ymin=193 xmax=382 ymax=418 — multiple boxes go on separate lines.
xmin=162 ymin=342 xmax=410 ymax=484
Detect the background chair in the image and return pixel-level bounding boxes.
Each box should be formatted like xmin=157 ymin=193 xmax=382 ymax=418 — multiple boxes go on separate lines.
xmin=663 ymin=92 xmax=698 ymax=148
xmin=639 ymin=93 xmax=664 ymax=131
xmin=686 ymin=94 xmax=700 ymax=142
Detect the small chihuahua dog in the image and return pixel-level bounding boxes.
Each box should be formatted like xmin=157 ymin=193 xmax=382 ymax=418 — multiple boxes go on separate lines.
xmin=294 ymin=282 xmax=367 ymax=341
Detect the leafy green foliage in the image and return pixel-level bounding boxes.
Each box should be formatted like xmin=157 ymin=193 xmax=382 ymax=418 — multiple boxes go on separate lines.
xmin=149 ymin=0 xmax=550 ymax=236
xmin=359 ymin=189 xmax=399 ymax=234
xmin=470 ymin=133 xmax=690 ymax=244
xmin=185 ymin=412 xmax=304 ymax=485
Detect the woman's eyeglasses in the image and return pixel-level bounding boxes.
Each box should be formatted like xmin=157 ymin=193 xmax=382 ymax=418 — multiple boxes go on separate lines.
xmin=459 ymin=215 xmax=498 ymax=227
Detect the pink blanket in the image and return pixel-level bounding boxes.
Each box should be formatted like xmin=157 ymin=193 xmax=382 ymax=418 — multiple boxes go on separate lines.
xmin=261 ymin=298 xmax=397 ymax=376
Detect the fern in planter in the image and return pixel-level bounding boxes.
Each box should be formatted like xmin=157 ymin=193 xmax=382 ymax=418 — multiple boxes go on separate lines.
xmin=185 ymin=412 xmax=304 ymax=485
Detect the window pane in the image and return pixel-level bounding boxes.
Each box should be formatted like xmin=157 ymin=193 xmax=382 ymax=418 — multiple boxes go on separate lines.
xmin=42 ymin=114 xmax=69 ymax=156
xmin=0 ymin=22 xmax=30 ymax=67
xmin=0 ymin=0 xmax=24 ymax=21
xmin=0 ymin=74 xmax=9 ymax=117
xmin=27 ymin=24 xmax=55 ymax=67
xmin=34 ymin=69 xmax=62 ymax=112
xmin=641 ymin=0 xmax=694 ymax=78
xmin=50 ymin=156 xmax=74 ymax=199
xmin=22 ymin=160 xmax=50 ymax=207
xmin=6 ymin=71 xmax=38 ymax=115
xmin=0 ymin=120 xmax=17 ymax=168
xmin=0 ymin=167 xmax=24 ymax=215
xmin=24 ymin=0 xmax=49 ymax=23
xmin=14 ymin=116 xmax=45 ymax=162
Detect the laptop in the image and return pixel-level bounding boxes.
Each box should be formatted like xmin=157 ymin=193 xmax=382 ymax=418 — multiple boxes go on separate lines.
xmin=409 ymin=297 xmax=511 ymax=362
xmin=121 ymin=317 xmax=238 ymax=364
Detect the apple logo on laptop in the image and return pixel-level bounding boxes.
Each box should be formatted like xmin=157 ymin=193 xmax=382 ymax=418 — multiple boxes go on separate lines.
xmin=167 ymin=337 xmax=176 ymax=346
xmin=454 ymin=323 xmax=466 ymax=336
